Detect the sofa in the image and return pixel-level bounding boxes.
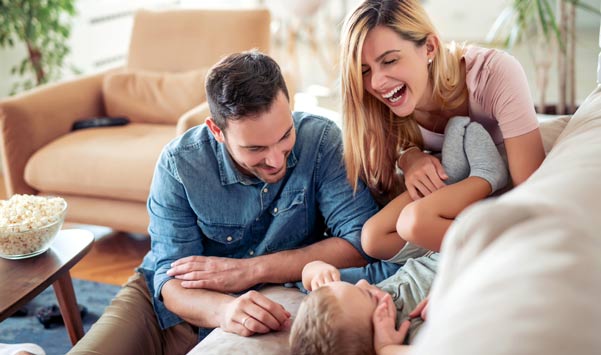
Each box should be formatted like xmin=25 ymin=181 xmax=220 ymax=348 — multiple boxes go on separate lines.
xmin=0 ymin=8 xmax=274 ymax=234
xmin=187 ymin=84 xmax=601 ymax=354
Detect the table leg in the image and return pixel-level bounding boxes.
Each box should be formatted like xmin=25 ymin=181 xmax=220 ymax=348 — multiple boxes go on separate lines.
xmin=53 ymin=271 xmax=84 ymax=345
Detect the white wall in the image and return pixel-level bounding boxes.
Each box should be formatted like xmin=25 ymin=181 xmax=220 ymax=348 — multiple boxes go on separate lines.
xmin=423 ymin=0 xmax=508 ymax=42
xmin=0 ymin=45 xmax=32 ymax=97
xmin=0 ymin=0 xmax=179 ymax=99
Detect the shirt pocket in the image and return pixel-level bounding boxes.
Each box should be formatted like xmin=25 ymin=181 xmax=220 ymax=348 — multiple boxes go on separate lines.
xmin=197 ymin=220 xmax=245 ymax=256
xmin=266 ymin=189 xmax=308 ymax=252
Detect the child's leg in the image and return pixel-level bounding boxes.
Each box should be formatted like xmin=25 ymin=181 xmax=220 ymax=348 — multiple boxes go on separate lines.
xmin=361 ymin=191 xmax=413 ymax=260
xmin=396 ymin=177 xmax=492 ymax=251
xmin=441 ymin=116 xmax=470 ymax=185
xmin=397 ymin=122 xmax=509 ymax=251
xmin=464 ymin=123 xmax=509 ymax=194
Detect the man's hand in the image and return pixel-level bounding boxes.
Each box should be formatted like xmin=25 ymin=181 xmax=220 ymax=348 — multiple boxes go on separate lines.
xmin=301 ymin=260 xmax=341 ymax=291
xmin=167 ymin=256 xmax=259 ymax=292
xmin=399 ymin=150 xmax=447 ymax=200
xmin=373 ymin=293 xmax=410 ymax=352
xmin=409 ymin=296 xmax=429 ymax=321
xmin=219 ymin=290 xmax=291 ymax=337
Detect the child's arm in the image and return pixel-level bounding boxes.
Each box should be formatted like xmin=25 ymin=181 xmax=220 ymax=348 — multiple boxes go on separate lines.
xmin=361 ymin=192 xmax=413 ymax=260
xmin=301 ymin=260 xmax=341 ymax=291
xmin=373 ymin=293 xmax=413 ymax=355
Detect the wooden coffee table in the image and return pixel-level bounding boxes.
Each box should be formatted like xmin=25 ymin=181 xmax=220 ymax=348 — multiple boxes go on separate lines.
xmin=0 ymin=229 xmax=94 ymax=345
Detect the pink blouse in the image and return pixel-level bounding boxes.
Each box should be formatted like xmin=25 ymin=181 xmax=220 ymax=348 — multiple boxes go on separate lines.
xmin=419 ymin=46 xmax=539 ymax=151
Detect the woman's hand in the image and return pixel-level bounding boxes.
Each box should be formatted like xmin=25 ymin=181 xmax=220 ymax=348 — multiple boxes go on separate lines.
xmin=301 ymin=260 xmax=340 ymax=291
xmin=373 ymin=293 xmax=411 ymax=352
xmin=399 ymin=149 xmax=447 ymax=200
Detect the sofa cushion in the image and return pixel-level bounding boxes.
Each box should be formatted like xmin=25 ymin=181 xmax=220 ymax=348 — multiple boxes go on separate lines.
xmin=103 ymin=68 xmax=207 ymax=124
xmin=413 ymin=201 xmax=601 ymax=355
xmin=412 ymin=85 xmax=601 ymax=355
xmin=24 ymin=123 xmax=175 ymax=203
xmin=538 ymin=115 xmax=570 ymax=154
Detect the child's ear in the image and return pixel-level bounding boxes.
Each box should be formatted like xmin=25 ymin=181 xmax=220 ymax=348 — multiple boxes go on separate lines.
xmin=205 ymin=117 xmax=225 ymax=143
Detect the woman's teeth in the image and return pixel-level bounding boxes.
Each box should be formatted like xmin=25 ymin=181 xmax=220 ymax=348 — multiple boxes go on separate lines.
xmin=382 ymin=84 xmax=405 ymax=103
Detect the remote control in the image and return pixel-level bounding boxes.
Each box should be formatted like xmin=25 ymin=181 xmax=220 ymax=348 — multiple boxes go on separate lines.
xmin=72 ymin=117 xmax=130 ymax=131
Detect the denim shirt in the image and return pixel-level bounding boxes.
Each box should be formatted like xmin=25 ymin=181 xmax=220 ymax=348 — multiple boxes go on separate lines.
xmin=138 ymin=112 xmax=378 ymax=330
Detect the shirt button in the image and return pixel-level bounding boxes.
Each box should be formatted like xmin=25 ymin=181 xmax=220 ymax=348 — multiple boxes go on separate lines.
xmin=263 ymin=188 xmax=268 ymax=193
xmin=273 ymin=207 xmax=278 ymax=214
xmin=249 ymin=250 xmax=254 ymax=256
xmin=226 ymin=236 xmax=233 ymax=242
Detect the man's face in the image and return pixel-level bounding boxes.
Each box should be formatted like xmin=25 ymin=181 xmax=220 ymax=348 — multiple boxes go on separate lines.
xmin=212 ymin=91 xmax=296 ymax=184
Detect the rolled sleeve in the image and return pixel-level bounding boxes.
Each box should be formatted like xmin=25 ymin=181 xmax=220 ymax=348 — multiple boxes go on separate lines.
xmin=314 ymin=122 xmax=379 ymax=259
xmin=144 ymin=149 xmax=205 ymax=329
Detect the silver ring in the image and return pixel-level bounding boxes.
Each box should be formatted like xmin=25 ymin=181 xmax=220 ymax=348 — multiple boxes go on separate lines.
xmin=242 ymin=317 xmax=250 ymax=328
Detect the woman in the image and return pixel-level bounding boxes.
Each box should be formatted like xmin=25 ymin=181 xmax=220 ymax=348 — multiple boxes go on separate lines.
xmin=340 ymin=0 xmax=545 ymax=256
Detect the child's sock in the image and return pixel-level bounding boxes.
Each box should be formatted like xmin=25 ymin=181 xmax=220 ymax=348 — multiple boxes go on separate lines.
xmin=441 ymin=116 xmax=470 ymax=184
xmin=464 ymin=122 xmax=509 ymax=194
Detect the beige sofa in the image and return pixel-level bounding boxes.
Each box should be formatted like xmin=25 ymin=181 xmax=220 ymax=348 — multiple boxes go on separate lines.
xmin=0 ymin=8 xmax=273 ymax=234
xmin=188 ymin=85 xmax=601 ymax=354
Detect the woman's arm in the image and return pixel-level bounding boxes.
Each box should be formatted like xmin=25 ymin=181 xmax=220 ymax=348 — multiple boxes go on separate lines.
xmin=398 ymin=149 xmax=448 ymax=200
xmin=504 ymin=128 xmax=546 ymax=185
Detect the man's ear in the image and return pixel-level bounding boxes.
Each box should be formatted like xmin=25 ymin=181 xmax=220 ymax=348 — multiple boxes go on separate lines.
xmin=205 ymin=117 xmax=226 ymax=143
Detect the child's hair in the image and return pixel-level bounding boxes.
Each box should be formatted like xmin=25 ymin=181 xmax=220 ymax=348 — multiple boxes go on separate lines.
xmin=289 ymin=286 xmax=375 ymax=355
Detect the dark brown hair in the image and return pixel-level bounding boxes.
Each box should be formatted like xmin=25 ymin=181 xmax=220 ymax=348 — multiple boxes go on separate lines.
xmin=205 ymin=50 xmax=289 ymax=129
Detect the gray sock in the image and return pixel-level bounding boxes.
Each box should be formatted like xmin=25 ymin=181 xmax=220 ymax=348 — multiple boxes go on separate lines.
xmin=441 ymin=116 xmax=470 ymax=185
xmin=464 ymin=122 xmax=509 ymax=194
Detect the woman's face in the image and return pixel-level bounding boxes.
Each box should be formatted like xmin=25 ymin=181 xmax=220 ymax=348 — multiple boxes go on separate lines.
xmin=361 ymin=25 xmax=431 ymax=117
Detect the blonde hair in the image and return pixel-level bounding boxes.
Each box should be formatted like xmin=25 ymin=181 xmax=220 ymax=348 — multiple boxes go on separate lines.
xmin=289 ymin=286 xmax=375 ymax=355
xmin=340 ymin=0 xmax=468 ymax=201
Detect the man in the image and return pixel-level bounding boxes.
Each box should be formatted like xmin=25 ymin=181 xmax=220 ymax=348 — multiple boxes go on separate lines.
xmin=68 ymin=51 xmax=397 ymax=355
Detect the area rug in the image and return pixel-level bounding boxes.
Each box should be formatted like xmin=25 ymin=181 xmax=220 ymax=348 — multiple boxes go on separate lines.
xmin=0 ymin=278 xmax=121 ymax=355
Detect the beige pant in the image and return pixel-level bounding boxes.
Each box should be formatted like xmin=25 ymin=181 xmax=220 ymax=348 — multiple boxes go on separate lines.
xmin=68 ymin=273 xmax=198 ymax=355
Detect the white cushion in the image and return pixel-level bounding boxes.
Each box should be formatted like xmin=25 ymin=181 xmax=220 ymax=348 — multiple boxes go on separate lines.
xmin=412 ymin=85 xmax=601 ymax=355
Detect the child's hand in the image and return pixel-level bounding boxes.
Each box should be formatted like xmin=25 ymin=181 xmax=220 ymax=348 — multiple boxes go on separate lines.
xmin=373 ymin=293 xmax=410 ymax=353
xmin=409 ymin=296 xmax=429 ymax=321
xmin=301 ymin=261 xmax=340 ymax=291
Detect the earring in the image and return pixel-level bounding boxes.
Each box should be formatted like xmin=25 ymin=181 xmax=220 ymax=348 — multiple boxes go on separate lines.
xmin=428 ymin=58 xmax=433 ymax=64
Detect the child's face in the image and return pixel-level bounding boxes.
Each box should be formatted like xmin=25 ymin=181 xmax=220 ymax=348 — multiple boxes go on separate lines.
xmin=326 ymin=279 xmax=390 ymax=322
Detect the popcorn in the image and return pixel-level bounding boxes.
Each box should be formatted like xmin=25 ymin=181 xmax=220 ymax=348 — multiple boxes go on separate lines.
xmin=0 ymin=194 xmax=67 ymax=258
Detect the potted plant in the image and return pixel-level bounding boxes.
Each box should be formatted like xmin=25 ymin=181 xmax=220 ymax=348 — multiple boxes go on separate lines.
xmin=0 ymin=0 xmax=77 ymax=94
xmin=487 ymin=0 xmax=600 ymax=114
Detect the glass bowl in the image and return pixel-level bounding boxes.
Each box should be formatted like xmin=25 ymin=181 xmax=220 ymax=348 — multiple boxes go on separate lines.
xmin=0 ymin=197 xmax=67 ymax=260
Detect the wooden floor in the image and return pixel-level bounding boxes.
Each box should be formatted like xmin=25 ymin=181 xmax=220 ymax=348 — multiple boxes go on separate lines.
xmin=67 ymin=225 xmax=150 ymax=285
xmin=0 ymin=178 xmax=150 ymax=286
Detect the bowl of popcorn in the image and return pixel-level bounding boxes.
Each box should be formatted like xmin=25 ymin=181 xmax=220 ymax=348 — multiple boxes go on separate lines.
xmin=0 ymin=194 xmax=67 ymax=260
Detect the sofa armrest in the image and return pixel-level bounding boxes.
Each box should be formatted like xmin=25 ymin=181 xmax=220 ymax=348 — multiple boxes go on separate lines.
xmin=176 ymin=101 xmax=210 ymax=136
xmin=0 ymin=72 xmax=107 ymax=196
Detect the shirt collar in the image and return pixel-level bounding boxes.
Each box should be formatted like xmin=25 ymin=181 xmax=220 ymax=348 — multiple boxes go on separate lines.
xmin=216 ymin=141 xmax=298 ymax=186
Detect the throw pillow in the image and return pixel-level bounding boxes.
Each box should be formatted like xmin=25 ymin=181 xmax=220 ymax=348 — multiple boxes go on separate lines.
xmin=103 ymin=68 xmax=207 ymax=125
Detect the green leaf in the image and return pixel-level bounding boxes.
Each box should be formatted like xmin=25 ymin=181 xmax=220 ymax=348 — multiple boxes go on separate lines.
xmin=0 ymin=0 xmax=76 ymax=93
